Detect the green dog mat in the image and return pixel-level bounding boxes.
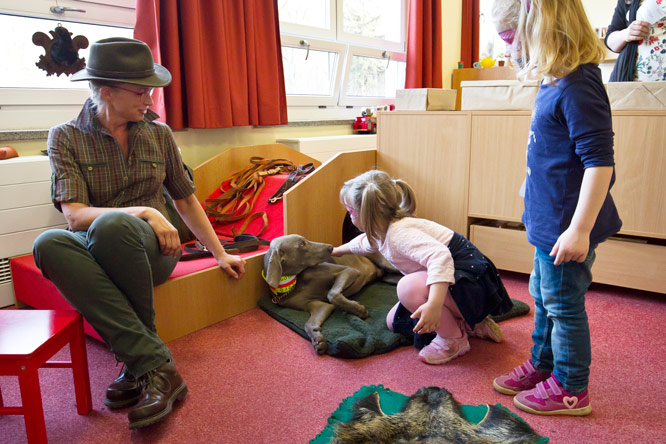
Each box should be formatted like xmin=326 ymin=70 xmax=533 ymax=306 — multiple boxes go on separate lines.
xmin=310 ymin=384 xmax=548 ymax=444
xmin=258 ymin=281 xmax=529 ymax=358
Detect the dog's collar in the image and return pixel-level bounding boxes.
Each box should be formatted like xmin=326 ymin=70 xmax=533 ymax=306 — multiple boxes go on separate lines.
xmin=261 ymin=270 xmax=297 ymax=303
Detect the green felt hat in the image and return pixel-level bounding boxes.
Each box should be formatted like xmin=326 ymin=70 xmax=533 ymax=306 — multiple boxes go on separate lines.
xmin=71 ymin=37 xmax=171 ymax=87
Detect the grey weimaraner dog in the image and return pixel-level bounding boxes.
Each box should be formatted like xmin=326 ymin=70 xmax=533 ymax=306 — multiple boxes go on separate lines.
xmin=263 ymin=234 xmax=397 ymax=354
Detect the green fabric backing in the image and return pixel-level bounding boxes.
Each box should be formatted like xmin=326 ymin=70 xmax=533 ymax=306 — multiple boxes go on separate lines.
xmin=309 ymin=385 xmax=549 ymax=444
xmin=258 ymin=282 xmax=530 ymax=359
xmin=258 ymin=282 xmax=411 ymax=358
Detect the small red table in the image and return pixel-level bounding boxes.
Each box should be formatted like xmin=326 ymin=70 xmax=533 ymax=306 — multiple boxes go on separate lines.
xmin=0 ymin=310 xmax=92 ymax=443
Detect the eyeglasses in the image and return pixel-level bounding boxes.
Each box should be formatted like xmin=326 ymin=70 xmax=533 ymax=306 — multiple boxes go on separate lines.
xmin=113 ymin=85 xmax=154 ymax=99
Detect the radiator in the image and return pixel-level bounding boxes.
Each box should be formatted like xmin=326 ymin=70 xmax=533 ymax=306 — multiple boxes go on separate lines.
xmin=0 ymin=155 xmax=67 ymax=307
xmin=275 ymin=134 xmax=376 ymax=162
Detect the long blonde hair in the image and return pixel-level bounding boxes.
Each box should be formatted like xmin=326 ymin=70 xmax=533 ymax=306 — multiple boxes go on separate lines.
xmin=339 ymin=170 xmax=416 ymax=246
xmin=517 ymin=0 xmax=606 ymax=80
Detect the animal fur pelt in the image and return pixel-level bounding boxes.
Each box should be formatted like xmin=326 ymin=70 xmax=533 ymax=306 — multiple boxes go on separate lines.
xmin=331 ymin=386 xmax=542 ymax=444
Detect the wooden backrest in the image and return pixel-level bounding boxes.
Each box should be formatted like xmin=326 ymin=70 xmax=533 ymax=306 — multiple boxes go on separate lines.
xmin=283 ymin=149 xmax=376 ymax=245
xmin=191 ymin=143 xmax=321 ymax=202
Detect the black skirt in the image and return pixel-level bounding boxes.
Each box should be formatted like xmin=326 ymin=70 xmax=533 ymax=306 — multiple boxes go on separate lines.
xmin=391 ymin=232 xmax=513 ymax=349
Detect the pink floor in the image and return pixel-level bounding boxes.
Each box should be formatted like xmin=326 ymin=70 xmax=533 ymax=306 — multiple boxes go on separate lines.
xmin=1 ymin=272 xmax=665 ymax=443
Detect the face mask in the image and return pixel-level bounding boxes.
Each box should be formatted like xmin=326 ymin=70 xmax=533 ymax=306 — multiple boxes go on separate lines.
xmin=512 ymin=38 xmax=525 ymax=69
xmin=498 ymin=29 xmax=516 ymax=45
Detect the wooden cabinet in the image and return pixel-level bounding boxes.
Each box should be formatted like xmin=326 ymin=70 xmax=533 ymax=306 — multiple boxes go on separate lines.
xmin=378 ymin=110 xmax=666 ymax=294
xmin=468 ymin=112 xmax=531 ymax=221
xmin=610 ymin=112 xmax=666 ymax=238
xmin=377 ymin=111 xmax=470 ymax=236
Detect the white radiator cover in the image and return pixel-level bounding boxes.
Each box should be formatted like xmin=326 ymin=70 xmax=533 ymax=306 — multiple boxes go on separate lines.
xmin=0 ymin=155 xmax=67 ymax=307
xmin=276 ymin=134 xmax=376 ymax=162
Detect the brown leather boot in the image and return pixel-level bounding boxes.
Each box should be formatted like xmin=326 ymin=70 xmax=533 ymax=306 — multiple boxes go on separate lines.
xmin=105 ymin=366 xmax=141 ymax=409
xmin=127 ymin=359 xmax=188 ymax=429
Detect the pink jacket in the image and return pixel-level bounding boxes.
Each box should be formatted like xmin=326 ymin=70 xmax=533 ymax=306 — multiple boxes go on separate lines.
xmin=347 ymin=217 xmax=455 ymax=286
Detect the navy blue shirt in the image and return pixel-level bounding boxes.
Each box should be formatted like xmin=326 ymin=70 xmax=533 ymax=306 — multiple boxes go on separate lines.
xmin=523 ymin=63 xmax=622 ymax=251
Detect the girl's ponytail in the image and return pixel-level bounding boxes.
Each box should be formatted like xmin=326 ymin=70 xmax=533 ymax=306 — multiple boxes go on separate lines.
xmin=394 ymin=179 xmax=416 ymax=218
xmin=340 ymin=170 xmax=417 ymax=246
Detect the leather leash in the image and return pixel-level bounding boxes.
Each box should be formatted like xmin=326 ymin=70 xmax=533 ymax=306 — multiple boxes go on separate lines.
xmin=179 ymin=234 xmax=270 ymax=261
xmin=204 ymin=157 xmax=297 ymax=235
xmin=267 ymin=162 xmax=315 ymax=204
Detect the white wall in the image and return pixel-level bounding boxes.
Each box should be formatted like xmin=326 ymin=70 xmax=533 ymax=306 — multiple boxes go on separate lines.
xmin=584 ymin=0 xmax=620 ymax=29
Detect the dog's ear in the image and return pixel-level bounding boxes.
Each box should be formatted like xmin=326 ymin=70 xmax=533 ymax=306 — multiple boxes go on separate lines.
xmin=264 ymin=248 xmax=284 ymax=288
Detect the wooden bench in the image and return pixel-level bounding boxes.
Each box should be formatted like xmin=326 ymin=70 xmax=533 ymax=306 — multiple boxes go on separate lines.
xmin=11 ymin=144 xmax=377 ymax=343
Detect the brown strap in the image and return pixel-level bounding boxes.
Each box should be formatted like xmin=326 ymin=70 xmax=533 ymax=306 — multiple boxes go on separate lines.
xmin=231 ymin=212 xmax=268 ymax=238
xmin=267 ymin=162 xmax=315 ymax=204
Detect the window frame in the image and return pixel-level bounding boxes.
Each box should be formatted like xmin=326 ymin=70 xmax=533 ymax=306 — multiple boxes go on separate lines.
xmin=280 ymin=0 xmax=407 ymax=109
xmin=335 ymin=0 xmax=407 ymax=53
xmin=338 ymin=46 xmax=405 ymax=107
xmin=0 ymin=0 xmax=135 ymax=27
xmin=0 ymin=0 xmax=134 ymax=130
xmin=281 ymin=34 xmax=348 ymax=107
xmin=277 ymin=0 xmax=337 ymax=41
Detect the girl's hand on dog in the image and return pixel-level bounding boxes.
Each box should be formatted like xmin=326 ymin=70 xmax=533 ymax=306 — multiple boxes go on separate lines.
xmin=411 ymin=302 xmax=442 ymax=334
xmin=332 ymin=245 xmax=351 ymax=257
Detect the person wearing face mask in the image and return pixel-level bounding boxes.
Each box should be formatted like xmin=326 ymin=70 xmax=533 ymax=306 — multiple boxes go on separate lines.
xmin=492 ymin=0 xmax=523 ymax=67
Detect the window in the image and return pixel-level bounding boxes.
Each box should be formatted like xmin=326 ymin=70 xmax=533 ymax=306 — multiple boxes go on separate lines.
xmin=337 ymin=0 xmax=405 ymax=52
xmin=0 ymin=0 xmax=134 ymax=130
xmin=340 ymin=47 xmax=406 ymax=107
xmin=279 ymin=0 xmax=407 ymax=109
xmin=0 ymin=14 xmax=133 ymax=90
xmin=280 ymin=35 xmax=346 ymax=106
xmin=478 ymin=0 xmax=507 ymax=61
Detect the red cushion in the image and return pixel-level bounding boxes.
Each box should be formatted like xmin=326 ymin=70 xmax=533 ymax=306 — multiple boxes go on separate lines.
xmin=10 ymin=255 xmax=104 ymax=342
xmin=172 ymin=174 xmax=287 ymax=278
xmin=206 ymin=173 xmax=287 ymax=240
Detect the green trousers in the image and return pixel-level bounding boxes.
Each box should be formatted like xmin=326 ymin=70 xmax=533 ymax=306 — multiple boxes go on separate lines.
xmin=33 ymin=211 xmax=178 ymax=377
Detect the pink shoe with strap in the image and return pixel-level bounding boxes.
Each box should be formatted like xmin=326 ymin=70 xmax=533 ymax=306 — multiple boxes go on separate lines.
xmin=514 ymin=375 xmax=592 ymax=416
xmin=418 ymin=334 xmax=470 ymax=365
xmin=493 ymin=359 xmax=550 ymax=395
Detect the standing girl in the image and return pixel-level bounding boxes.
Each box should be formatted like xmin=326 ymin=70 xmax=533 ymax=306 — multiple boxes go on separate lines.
xmin=491 ymin=0 xmax=622 ymax=416
xmin=332 ymin=170 xmax=513 ymax=365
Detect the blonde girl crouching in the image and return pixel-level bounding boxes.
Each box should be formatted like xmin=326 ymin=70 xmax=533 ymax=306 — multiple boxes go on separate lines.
xmin=332 ymin=170 xmax=513 ymax=364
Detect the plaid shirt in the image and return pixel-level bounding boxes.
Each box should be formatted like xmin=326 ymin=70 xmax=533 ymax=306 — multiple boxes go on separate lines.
xmin=48 ymin=99 xmax=195 ymax=220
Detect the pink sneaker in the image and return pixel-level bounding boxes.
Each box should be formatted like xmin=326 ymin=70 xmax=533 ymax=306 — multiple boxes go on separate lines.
xmin=419 ymin=334 xmax=470 ymax=365
xmin=466 ymin=317 xmax=504 ymax=343
xmin=514 ymin=376 xmax=592 ymax=416
xmin=493 ymin=359 xmax=550 ymax=395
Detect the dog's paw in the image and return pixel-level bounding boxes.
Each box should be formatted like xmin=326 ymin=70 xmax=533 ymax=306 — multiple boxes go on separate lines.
xmin=356 ymin=305 xmax=369 ymax=319
xmin=313 ymin=337 xmax=328 ymax=354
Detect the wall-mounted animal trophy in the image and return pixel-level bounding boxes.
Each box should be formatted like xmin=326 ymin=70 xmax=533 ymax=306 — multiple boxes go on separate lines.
xmin=32 ymin=23 xmax=89 ymax=76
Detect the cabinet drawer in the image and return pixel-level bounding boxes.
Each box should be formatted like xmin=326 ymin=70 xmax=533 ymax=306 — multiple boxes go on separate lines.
xmin=470 ymin=224 xmax=666 ymax=294
xmin=470 ymin=224 xmax=533 ymax=274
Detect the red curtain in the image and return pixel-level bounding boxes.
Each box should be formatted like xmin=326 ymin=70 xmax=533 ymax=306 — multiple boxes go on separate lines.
xmin=460 ymin=0 xmax=480 ymax=68
xmin=134 ymin=0 xmax=288 ymax=130
xmin=405 ymin=0 xmax=443 ymax=88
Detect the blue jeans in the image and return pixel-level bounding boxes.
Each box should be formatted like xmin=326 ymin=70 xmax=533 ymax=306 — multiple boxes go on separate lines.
xmin=33 ymin=212 xmax=178 ymax=377
xmin=529 ymin=246 xmax=596 ymax=395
